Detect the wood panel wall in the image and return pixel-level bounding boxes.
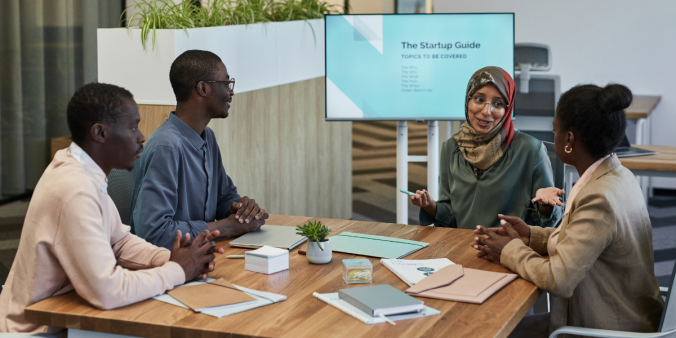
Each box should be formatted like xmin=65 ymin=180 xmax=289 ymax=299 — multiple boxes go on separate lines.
xmin=138 ymin=77 xmax=352 ymax=220
xmin=138 ymin=105 xmax=172 ymax=142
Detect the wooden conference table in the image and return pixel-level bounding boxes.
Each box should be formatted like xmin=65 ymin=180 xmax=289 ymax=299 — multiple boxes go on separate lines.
xmin=25 ymin=215 xmax=540 ymax=338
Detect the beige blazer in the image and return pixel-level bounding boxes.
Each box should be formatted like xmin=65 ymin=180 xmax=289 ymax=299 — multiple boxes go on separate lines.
xmin=501 ymin=154 xmax=664 ymax=337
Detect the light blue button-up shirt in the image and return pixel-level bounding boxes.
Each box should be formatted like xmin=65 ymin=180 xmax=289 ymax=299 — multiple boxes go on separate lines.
xmin=130 ymin=113 xmax=241 ymax=249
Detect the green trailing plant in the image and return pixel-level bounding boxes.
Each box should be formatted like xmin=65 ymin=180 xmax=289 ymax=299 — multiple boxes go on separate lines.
xmin=295 ymin=220 xmax=331 ymax=251
xmin=121 ymin=0 xmax=341 ymax=50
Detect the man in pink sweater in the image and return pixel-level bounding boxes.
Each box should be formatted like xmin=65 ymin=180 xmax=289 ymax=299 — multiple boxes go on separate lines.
xmin=0 ymin=83 xmax=222 ymax=334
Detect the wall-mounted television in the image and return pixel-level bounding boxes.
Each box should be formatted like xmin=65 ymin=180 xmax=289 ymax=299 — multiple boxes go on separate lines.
xmin=325 ymin=13 xmax=514 ymax=121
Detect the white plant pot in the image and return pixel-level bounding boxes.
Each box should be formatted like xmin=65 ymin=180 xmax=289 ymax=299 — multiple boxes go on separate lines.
xmin=306 ymin=240 xmax=332 ymax=264
xmin=97 ymin=19 xmax=325 ymax=105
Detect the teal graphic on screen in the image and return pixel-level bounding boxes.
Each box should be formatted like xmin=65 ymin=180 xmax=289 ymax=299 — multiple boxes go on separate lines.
xmin=325 ymin=14 xmax=514 ymax=120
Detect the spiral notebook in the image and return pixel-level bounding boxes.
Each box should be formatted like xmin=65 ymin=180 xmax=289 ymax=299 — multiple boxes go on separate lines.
xmin=329 ymin=232 xmax=428 ymax=259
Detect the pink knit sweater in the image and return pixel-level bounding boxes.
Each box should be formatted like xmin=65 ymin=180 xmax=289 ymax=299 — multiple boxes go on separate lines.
xmin=0 ymin=143 xmax=185 ymax=333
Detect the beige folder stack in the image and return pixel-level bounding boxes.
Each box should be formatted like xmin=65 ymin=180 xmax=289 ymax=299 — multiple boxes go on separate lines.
xmin=405 ymin=265 xmax=517 ymax=304
xmin=167 ymin=278 xmax=258 ymax=312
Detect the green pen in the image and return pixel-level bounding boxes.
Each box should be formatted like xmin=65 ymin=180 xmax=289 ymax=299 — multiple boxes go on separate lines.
xmin=399 ymin=189 xmax=420 ymax=196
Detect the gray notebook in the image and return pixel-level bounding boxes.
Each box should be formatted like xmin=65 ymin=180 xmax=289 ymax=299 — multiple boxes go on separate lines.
xmin=338 ymin=284 xmax=424 ymax=317
xmin=229 ymin=225 xmax=307 ymax=250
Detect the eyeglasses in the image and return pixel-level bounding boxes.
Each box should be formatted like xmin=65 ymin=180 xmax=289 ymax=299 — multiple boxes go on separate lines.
xmin=469 ymin=95 xmax=506 ymax=111
xmin=195 ymin=78 xmax=235 ymax=91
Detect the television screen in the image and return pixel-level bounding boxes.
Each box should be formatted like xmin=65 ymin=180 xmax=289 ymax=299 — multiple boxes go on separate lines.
xmin=325 ymin=14 xmax=514 ymax=121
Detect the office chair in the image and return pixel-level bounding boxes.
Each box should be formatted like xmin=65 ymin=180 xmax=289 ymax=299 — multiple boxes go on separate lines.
xmin=549 ymin=264 xmax=676 ymax=338
xmin=513 ymin=43 xmax=562 ymax=137
xmin=107 ymin=159 xmax=140 ymax=225
xmin=515 ymin=43 xmax=552 ymax=94
xmin=543 ymin=141 xmax=564 ymax=191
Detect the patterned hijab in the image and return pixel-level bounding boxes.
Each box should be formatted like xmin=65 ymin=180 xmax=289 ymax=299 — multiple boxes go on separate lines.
xmin=452 ymin=66 xmax=516 ymax=171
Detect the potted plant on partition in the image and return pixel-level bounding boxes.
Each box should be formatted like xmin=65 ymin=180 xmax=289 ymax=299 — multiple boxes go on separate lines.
xmin=296 ymin=220 xmax=332 ymax=264
xmin=98 ymin=0 xmax=339 ymax=105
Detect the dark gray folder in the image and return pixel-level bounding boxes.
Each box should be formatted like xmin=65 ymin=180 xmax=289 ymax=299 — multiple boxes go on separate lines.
xmin=338 ymin=284 xmax=424 ymax=317
xmin=229 ymin=225 xmax=307 ymax=250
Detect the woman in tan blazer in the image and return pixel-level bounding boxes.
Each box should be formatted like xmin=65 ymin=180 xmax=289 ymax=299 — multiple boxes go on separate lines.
xmin=471 ymin=83 xmax=664 ymax=337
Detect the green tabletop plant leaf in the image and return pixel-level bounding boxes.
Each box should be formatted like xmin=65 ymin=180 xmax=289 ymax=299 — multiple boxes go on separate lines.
xmin=295 ymin=220 xmax=331 ymax=251
xmin=121 ymin=0 xmax=341 ymax=50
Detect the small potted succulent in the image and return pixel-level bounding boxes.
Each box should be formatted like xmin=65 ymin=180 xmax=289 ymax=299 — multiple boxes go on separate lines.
xmin=296 ymin=220 xmax=332 ymax=264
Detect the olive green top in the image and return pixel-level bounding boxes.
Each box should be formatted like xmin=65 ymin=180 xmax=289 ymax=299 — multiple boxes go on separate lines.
xmin=420 ymin=130 xmax=563 ymax=229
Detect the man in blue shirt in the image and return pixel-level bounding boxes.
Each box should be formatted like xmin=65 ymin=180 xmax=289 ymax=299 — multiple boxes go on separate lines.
xmin=130 ymin=50 xmax=268 ymax=250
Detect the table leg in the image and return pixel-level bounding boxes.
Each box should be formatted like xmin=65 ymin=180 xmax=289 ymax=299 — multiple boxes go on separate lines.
xmin=647 ymin=116 xmax=654 ymax=198
xmin=635 ymin=118 xmax=650 ymax=203
xmin=635 ymin=118 xmax=645 ymax=146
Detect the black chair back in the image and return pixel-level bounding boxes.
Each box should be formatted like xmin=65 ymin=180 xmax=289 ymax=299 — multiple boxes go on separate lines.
xmin=107 ymin=158 xmax=140 ymax=225
xmin=542 ymin=141 xmax=564 ymax=191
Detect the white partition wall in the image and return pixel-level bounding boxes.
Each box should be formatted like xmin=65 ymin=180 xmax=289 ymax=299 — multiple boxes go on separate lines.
xmin=98 ymin=20 xmax=324 ymax=105
xmin=96 ymin=20 xmax=352 ymax=220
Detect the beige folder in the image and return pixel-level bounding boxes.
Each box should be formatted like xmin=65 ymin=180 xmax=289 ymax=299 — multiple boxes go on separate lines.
xmin=167 ymin=278 xmax=257 ymax=312
xmin=405 ymin=265 xmax=517 ymax=304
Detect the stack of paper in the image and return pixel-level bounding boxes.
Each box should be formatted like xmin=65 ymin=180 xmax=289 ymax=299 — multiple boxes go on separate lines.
xmin=381 ymin=258 xmax=455 ymax=286
xmin=245 ymin=245 xmax=289 ymax=274
xmin=154 ymin=278 xmax=287 ymax=318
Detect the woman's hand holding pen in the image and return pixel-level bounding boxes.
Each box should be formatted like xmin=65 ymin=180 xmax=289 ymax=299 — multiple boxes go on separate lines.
xmin=410 ymin=189 xmax=438 ymax=218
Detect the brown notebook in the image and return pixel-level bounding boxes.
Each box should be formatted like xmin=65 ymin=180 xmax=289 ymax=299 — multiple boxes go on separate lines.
xmin=167 ymin=278 xmax=257 ymax=312
xmin=405 ymin=265 xmax=517 ymax=304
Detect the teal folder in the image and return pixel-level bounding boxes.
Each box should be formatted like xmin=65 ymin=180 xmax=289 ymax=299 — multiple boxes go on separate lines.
xmin=329 ymin=232 xmax=428 ymax=259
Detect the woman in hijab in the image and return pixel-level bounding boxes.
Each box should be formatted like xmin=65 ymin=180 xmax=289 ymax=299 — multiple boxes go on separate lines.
xmin=471 ymin=83 xmax=663 ymax=337
xmin=411 ymin=66 xmax=563 ymax=229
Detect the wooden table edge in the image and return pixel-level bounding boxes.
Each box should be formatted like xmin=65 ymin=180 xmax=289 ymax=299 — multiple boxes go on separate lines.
xmin=23 ymin=217 xmax=543 ymax=338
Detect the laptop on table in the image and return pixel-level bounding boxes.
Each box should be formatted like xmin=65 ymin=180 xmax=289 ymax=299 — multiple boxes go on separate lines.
xmin=615 ymin=134 xmax=657 ymax=158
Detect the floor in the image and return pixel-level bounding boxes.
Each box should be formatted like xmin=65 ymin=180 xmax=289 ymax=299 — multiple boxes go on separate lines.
xmin=0 ymin=122 xmax=674 ymax=288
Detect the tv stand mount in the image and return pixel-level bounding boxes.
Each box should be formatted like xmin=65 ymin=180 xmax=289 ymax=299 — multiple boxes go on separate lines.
xmin=396 ymin=120 xmax=440 ymax=224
